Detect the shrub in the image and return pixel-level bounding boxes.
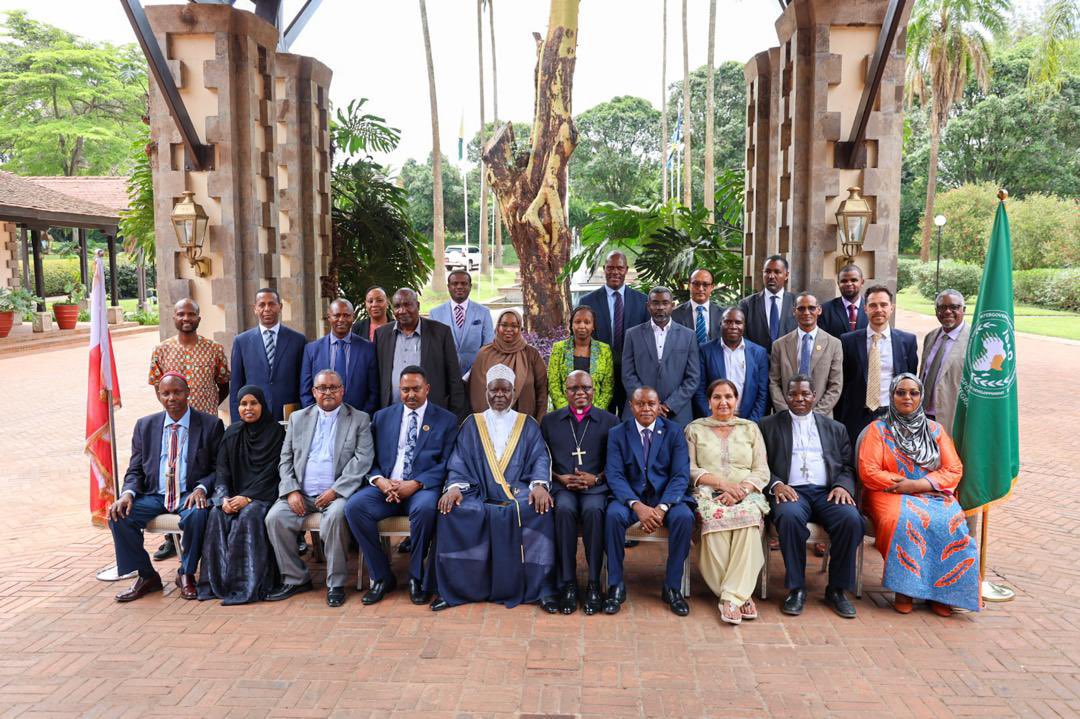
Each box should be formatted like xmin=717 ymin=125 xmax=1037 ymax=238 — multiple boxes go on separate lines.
xmin=1007 ymin=193 xmax=1079 ymax=269
xmin=896 ymin=258 xmax=920 ymax=292
xmin=919 ymin=183 xmax=999 ymax=265
xmin=1014 ymin=268 xmax=1080 ymax=312
xmin=913 ymin=260 xmax=982 ymax=300
xmin=40 ymin=257 xmax=81 ymax=296
xmin=33 ymin=255 xmax=156 ymax=299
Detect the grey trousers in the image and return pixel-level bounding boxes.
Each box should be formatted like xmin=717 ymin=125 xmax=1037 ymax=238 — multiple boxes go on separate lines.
xmin=265 ymin=494 xmax=350 ymax=588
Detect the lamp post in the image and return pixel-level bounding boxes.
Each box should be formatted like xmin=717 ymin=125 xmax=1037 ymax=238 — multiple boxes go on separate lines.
xmin=171 ymin=191 xmax=211 ymax=277
xmin=835 ymin=186 xmax=872 ymax=271
xmin=934 ymin=213 xmax=947 ymax=295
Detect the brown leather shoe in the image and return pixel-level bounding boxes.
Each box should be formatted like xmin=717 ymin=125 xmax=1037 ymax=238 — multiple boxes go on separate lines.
xmin=175 ymin=573 xmax=197 ymax=600
xmin=893 ymin=593 xmax=913 ymax=614
xmin=115 ymin=572 xmax=163 ymax=602
xmin=928 ymin=601 xmax=953 ymax=618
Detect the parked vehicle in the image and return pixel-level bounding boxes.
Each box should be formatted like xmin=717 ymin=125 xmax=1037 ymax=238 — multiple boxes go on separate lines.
xmin=444 ymin=245 xmax=480 ymax=272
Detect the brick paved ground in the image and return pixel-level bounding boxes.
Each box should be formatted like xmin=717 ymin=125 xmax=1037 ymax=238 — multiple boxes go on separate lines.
xmin=0 ymin=310 xmax=1076 ymax=718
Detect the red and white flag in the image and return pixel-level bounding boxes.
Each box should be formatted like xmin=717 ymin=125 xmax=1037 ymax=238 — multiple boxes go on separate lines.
xmin=85 ymin=252 xmax=121 ymax=526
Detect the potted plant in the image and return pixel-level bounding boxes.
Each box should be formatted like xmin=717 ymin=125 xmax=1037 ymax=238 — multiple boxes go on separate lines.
xmin=0 ymin=287 xmax=42 ymax=338
xmin=53 ymin=281 xmax=86 ymax=330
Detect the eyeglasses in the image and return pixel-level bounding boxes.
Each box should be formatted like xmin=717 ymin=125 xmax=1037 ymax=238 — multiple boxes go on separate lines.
xmin=313 ymin=385 xmax=343 ymax=394
xmin=566 ymin=385 xmax=593 ymax=393
xmin=936 ymin=304 xmax=963 ymax=312
xmin=794 ymin=306 xmax=819 ymax=312
xmin=689 ymin=281 xmax=713 ymax=289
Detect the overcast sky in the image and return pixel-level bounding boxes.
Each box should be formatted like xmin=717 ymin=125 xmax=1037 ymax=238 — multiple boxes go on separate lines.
xmin=0 ymin=1 xmax=1043 ymax=172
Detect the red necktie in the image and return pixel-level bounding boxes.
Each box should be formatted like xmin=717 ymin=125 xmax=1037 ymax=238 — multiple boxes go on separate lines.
xmin=848 ymin=303 xmax=857 ymax=332
xmin=164 ymin=424 xmax=181 ymax=512
xmin=454 ymin=304 xmax=465 ymax=329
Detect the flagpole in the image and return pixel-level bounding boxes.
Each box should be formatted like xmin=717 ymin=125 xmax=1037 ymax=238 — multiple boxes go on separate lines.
xmin=979 ymin=508 xmax=989 ymax=584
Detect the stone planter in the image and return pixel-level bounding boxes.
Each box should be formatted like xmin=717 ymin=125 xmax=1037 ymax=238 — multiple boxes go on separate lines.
xmin=53 ymin=303 xmax=79 ymax=330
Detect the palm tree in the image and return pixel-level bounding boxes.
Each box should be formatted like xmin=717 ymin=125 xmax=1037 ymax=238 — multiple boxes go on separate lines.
xmin=906 ymin=0 xmax=1008 ymax=261
xmin=703 ymin=0 xmax=717 ymax=222
xmin=1029 ymin=0 xmax=1079 ymax=93
xmin=661 ymin=0 xmax=669 ymax=202
xmin=418 ymin=0 xmax=446 ymax=292
xmin=476 ymin=0 xmax=490 ymax=275
xmin=485 ymin=0 xmax=504 ymax=268
xmin=681 ymin=0 xmax=692 ymax=208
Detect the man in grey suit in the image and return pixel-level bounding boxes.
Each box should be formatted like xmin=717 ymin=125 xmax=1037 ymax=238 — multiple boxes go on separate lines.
xmin=738 ymin=255 xmax=797 ymax=355
xmin=769 ymin=292 xmax=844 ymax=417
xmin=622 ymin=287 xmax=701 ymax=426
xmin=672 ymin=268 xmax=725 ymax=344
xmin=919 ymin=289 xmax=969 ymax=433
xmin=264 ymin=369 xmax=374 ymax=607
xmin=428 ymin=270 xmax=494 ymax=378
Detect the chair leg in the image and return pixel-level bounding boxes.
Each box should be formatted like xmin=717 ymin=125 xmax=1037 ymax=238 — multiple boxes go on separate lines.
xmin=820 ymin=543 xmax=830 ymax=574
xmin=855 ymin=539 xmax=864 ymax=599
xmin=681 ymin=555 xmax=690 ymax=597
xmin=310 ymin=531 xmax=325 ymax=563
xmin=357 ymin=550 xmax=367 ymax=591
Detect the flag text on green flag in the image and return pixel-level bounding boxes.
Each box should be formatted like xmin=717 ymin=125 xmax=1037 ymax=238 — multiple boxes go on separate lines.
xmin=953 ymin=195 xmax=1020 ymax=514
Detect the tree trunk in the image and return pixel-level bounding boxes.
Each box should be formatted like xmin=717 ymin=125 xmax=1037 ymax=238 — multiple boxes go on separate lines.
xmin=477 ymin=0 xmax=491 ymax=277
xmin=660 ymin=0 xmax=669 ymax=203
xmin=703 ymin=0 xmax=716 ymax=221
xmin=419 ymin=0 xmax=447 ymax=293
xmin=136 ymin=248 xmax=147 ymax=312
xmin=681 ymin=0 xmax=692 ymax=209
xmin=488 ymin=0 xmax=505 ymax=269
xmin=920 ymin=111 xmax=942 ymax=262
xmin=484 ymin=0 xmax=579 ymax=335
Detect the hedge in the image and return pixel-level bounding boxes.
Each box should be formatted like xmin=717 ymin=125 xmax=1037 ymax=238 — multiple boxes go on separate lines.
xmin=897 ymin=258 xmax=919 ymax=293
xmin=32 ymin=255 xmax=157 ymax=299
xmin=907 ymin=260 xmax=1080 ymax=313
xmin=913 ymin=260 xmax=982 ymax=300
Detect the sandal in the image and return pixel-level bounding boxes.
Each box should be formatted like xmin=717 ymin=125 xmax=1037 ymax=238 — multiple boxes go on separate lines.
xmin=719 ymin=600 xmax=742 ymax=625
xmin=739 ymin=599 xmax=758 ymax=620
xmin=894 ymin=593 xmax=913 ymax=614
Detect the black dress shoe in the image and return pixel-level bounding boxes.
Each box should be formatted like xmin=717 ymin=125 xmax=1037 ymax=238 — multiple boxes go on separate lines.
xmin=297 ymin=532 xmax=309 ymax=557
xmin=602 ymin=585 xmax=626 ymax=615
xmin=782 ymin=588 xmax=807 ymax=616
xmin=409 ymin=578 xmax=431 ymax=605
xmin=115 ymin=572 xmax=163 ymax=602
xmin=327 ymin=586 xmax=346 ymax=607
xmin=582 ymin=582 xmax=603 ymax=616
xmin=361 ymin=576 xmax=397 ymax=605
xmin=264 ymin=580 xmax=314 ymax=602
xmin=430 ymin=597 xmax=450 ymax=612
xmin=825 ymin=587 xmax=856 ymax=618
xmin=559 ymin=584 xmax=578 ymax=615
xmin=661 ymin=586 xmax=690 ymax=617
xmin=153 ymin=537 xmax=176 ymax=561
xmin=540 ymin=595 xmax=559 ymax=614
xmin=397 ymin=537 xmax=413 ymax=554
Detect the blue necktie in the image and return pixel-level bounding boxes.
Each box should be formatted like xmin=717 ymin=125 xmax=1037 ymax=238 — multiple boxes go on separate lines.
xmin=769 ymin=295 xmax=780 ymax=341
xmin=799 ymin=333 xmax=812 ymax=375
xmin=641 ymin=428 xmax=652 ymax=464
xmin=695 ymin=306 xmax=708 ymax=344
xmin=402 ymin=411 xmax=418 ymax=480
xmin=333 ymin=339 xmax=347 ymax=389
xmin=612 ymin=291 xmax=625 ymax=354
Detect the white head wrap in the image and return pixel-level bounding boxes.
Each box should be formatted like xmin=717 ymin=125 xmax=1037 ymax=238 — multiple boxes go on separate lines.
xmin=486 ymin=363 xmax=516 ymax=387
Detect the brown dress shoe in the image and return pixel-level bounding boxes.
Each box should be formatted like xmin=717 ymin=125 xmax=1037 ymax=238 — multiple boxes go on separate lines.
xmin=893 ymin=593 xmax=913 ymax=614
xmin=928 ymin=601 xmax=953 ymax=617
xmin=176 ymin=573 xmax=197 ymax=600
xmin=115 ymin=572 xmax=163 ymax=602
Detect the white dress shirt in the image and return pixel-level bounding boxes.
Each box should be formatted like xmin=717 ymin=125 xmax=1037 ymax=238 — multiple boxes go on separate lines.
xmin=650 ymin=320 xmax=671 ymax=360
xmin=797 ymin=327 xmax=819 ymax=367
xmin=721 ymin=340 xmax=746 ymax=399
xmin=788 ymin=412 xmax=828 ymax=487
xmin=373 ymin=402 xmax=428 ymax=482
xmin=764 ymin=288 xmax=785 ymax=311
xmin=867 ymin=325 xmax=894 ymax=408
xmin=303 ymin=405 xmax=341 ymax=496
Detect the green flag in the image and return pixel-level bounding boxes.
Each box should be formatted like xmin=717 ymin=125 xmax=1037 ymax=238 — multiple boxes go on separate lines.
xmin=953 ymin=197 xmax=1020 ymax=513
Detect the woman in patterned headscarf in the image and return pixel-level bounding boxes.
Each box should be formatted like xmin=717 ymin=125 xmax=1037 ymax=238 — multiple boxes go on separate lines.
xmin=858 ymin=373 xmax=979 ymax=616
xmin=468 ymin=309 xmax=548 ymax=421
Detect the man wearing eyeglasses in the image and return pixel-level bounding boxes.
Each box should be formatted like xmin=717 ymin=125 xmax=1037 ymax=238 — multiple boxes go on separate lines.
xmin=264 ymin=369 xmax=374 ymax=607
xmin=672 ymin=268 xmax=725 ymax=344
xmin=769 ymin=292 xmax=843 ymax=418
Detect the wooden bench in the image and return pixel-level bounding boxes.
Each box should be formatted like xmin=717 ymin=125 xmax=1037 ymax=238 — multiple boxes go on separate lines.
xmin=758 ymin=521 xmax=867 ymax=600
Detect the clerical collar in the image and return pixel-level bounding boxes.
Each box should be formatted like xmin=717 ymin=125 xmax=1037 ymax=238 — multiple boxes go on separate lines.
xmin=570 ymin=405 xmax=592 ymax=422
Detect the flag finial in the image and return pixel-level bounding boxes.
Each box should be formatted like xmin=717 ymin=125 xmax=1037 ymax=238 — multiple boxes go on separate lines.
xmin=997 ymin=189 xmax=1008 ymax=201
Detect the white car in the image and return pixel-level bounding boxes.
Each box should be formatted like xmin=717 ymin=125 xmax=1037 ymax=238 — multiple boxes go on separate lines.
xmin=444 ymin=245 xmax=481 ymax=271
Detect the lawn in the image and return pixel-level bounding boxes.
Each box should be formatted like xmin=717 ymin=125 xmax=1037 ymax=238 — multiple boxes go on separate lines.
xmin=419 ymin=267 xmax=518 ymax=312
xmin=896 ymin=286 xmax=1080 ymax=341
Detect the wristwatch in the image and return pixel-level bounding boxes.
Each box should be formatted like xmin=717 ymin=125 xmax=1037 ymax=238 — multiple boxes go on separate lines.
xmin=658 ymin=503 xmax=670 ymax=512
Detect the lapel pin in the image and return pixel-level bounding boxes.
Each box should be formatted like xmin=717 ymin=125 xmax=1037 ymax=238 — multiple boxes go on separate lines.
xmin=422 ymin=425 xmax=430 ymax=432
xmin=815 ymin=344 xmax=822 ymax=351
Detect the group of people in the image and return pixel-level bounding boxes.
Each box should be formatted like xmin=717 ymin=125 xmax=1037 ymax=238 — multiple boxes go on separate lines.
xmin=110 ymin=252 xmax=980 ymax=622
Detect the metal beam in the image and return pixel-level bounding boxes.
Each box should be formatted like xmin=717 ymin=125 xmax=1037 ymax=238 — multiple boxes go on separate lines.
xmin=119 ymin=0 xmax=214 ymax=171
xmin=835 ymin=0 xmax=910 ymax=169
xmin=280 ymin=0 xmax=323 ymax=51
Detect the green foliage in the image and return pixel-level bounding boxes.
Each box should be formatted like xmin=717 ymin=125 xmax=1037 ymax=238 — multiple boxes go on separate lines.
xmin=33 ymin=255 xmax=156 ymax=298
xmin=912 ymin=260 xmax=983 ymax=299
xmin=0 ymin=10 xmax=147 ymax=175
xmin=1027 ymin=0 xmax=1080 ymax=92
xmin=0 ymin=286 xmax=41 ymax=313
xmin=920 ymin=183 xmax=1079 ymax=269
xmin=37 ymin=257 xmax=79 ymax=296
xmin=570 ymin=96 xmax=661 ymax=208
xmin=1013 ymin=267 xmax=1080 ymax=311
xmin=400 ymin=153 xmax=469 ymax=241
xmin=331 ymin=99 xmax=432 ymax=303
xmin=897 ymin=257 xmax=921 ymax=292
xmin=60 ymin=281 xmax=86 ymax=305
xmin=125 ymin=307 xmax=159 ymax=326
xmin=119 ymin=123 xmax=155 ymax=256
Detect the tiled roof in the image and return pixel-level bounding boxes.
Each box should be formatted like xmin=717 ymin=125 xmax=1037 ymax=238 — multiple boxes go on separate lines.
xmin=0 ymin=171 xmax=120 ymax=229
xmin=22 ymin=175 xmax=129 ymax=214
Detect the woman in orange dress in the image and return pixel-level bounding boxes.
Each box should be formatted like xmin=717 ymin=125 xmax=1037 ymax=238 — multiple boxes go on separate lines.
xmin=858 ymin=373 xmax=980 ymax=615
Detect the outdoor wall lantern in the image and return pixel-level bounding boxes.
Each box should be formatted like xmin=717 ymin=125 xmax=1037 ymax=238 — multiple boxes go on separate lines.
xmin=835 ymin=186 xmax=872 ymax=270
xmin=171 ymin=190 xmax=211 ymax=277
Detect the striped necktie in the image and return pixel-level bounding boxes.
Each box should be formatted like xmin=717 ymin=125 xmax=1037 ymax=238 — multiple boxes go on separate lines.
xmin=866 ymin=333 xmax=882 ymax=411
xmin=164 ymin=424 xmax=181 ymax=512
xmin=695 ymin=306 xmax=708 ymax=344
xmin=263 ymin=329 xmax=275 ymax=372
xmin=454 ymin=304 xmax=465 ymax=329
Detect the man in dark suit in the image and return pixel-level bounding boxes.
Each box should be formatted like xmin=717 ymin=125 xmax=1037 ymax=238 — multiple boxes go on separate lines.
xmin=229 ymin=287 xmax=306 ymax=422
xmin=837 ymin=285 xmax=918 ymax=443
xmin=373 ymin=288 xmax=467 ymax=420
xmin=621 ymin=286 xmax=701 ymax=426
xmin=672 ymin=268 xmax=725 ymax=344
xmin=108 ymin=373 xmax=225 ymax=602
xmin=759 ymin=375 xmax=863 ymax=618
xmin=819 ymin=264 xmax=869 ymax=338
xmin=541 ymin=370 xmax=620 ymax=615
xmin=578 ymin=250 xmax=649 ymax=415
xmin=345 ymin=366 xmax=458 ymax=606
xmin=738 ymin=254 xmax=797 ymax=355
xmin=300 ymin=298 xmax=379 ymax=415
xmin=693 ymin=307 xmax=769 ymax=421
xmin=603 ymin=386 xmax=695 ymax=617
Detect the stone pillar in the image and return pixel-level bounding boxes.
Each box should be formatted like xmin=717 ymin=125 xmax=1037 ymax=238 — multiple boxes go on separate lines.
xmin=146 ymin=4 xmax=331 ymax=348
xmin=743 ymin=0 xmax=908 ymax=298
xmin=0 ymin=221 xmax=19 ymax=290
